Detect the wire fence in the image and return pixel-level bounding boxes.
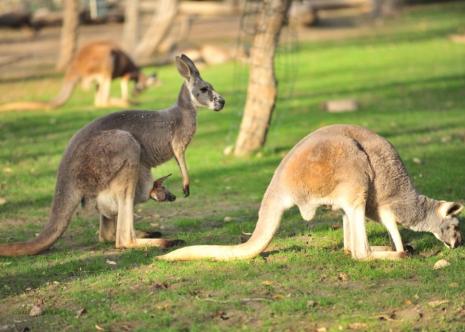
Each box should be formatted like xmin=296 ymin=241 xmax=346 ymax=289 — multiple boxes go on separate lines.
xmin=228 ymin=0 xmax=299 ymax=151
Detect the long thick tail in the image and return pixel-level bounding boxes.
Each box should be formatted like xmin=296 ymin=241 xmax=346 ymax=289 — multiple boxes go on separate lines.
xmin=0 ymin=76 xmax=79 ymax=112
xmin=0 ymin=101 xmax=51 ymax=112
xmin=0 ymin=181 xmax=81 ymax=256
xmin=48 ymin=76 xmax=79 ymax=108
xmin=158 ymin=181 xmax=290 ymax=261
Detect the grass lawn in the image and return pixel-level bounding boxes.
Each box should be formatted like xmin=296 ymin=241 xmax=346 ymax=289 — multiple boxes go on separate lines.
xmin=1 ymin=2 xmax=465 ymax=331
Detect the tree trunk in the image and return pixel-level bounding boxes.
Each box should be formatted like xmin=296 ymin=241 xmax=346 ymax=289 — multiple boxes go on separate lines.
xmin=371 ymin=0 xmax=403 ymax=18
xmin=134 ymin=0 xmax=178 ymax=62
xmin=56 ymin=0 xmax=79 ymax=71
xmin=123 ymin=0 xmax=140 ymax=54
xmin=234 ymin=0 xmax=291 ymax=156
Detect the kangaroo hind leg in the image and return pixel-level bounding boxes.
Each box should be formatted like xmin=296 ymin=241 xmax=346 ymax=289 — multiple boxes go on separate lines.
xmin=104 ymin=132 xmax=181 ymax=249
xmin=99 ymin=215 xmax=116 ymax=242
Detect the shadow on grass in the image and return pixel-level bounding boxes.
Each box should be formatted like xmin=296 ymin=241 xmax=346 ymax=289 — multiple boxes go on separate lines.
xmin=300 ymin=24 xmax=462 ymax=53
xmin=292 ymin=73 xmax=465 ymax=103
xmin=0 ymin=246 xmax=171 ymax=298
xmin=261 ymin=245 xmax=307 ymax=258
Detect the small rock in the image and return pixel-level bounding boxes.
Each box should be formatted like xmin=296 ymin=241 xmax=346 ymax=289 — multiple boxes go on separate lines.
xmin=338 ymin=272 xmax=349 ymax=282
xmin=76 ymin=308 xmax=87 ymax=318
xmin=223 ymin=216 xmax=233 ymax=222
xmin=412 ymin=157 xmax=422 ymax=165
xmin=348 ymin=322 xmax=368 ymax=330
xmin=105 ymin=259 xmax=117 ymax=266
xmin=324 ymin=99 xmax=358 ymax=113
xmin=29 ymin=299 xmax=44 ymax=317
xmin=433 ymin=259 xmax=450 ymax=270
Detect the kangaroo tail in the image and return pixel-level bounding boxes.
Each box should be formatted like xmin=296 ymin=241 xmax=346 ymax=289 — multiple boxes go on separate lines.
xmin=0 ymin=181 xmax=81 ymax=256
xmin=48 ymin=76 xmax=79 ymax=108
xmin=0 ymin=101 xmax=51 ymax=112
xmin=0 ymin=76 xmax=79 ymax=112
xmin=158 ymin=180 xmax=290 ymax=261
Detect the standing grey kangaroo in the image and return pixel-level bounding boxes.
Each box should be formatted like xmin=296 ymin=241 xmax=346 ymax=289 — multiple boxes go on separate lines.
xmin=159 ymin=125 xmax=462 ymax=261
xmin=0 ymin=54 xmax=225 ymax=256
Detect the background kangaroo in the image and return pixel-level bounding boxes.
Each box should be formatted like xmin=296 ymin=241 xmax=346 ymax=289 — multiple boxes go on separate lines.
xmin=0 ymin=54 xmax=225 ymax=256
xmin=159 ymin=124 xmax=463 ymax=261
xmin=0 ymin=41 xmax=157 ymax=111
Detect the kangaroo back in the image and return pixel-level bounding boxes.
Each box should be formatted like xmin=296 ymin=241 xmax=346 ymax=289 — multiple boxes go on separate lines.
xmin=0 ymin=179 xmax=81 ymax=256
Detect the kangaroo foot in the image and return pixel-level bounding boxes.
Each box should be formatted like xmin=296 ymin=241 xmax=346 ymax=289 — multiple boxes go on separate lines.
xmin=367 ymin=251 xmax=406 ymax=260
xmin=119 ymin=238 xmax=185 ymax=249
xmin=109 ymin=98 xmax=130 ymax=107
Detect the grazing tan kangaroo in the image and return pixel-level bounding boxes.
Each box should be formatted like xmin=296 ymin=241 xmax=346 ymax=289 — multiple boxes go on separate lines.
xmin=159 ymin=125 xmax=463 ymax=261
xmin=0 ymin=41 xmax=157 ymax=111
xmin=0 ymin=54 xmax=225 ymax=256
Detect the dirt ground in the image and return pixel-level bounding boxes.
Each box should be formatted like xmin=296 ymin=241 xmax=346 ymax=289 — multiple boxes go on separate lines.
xmin=0 ymin=8 xmax=374 ymax=82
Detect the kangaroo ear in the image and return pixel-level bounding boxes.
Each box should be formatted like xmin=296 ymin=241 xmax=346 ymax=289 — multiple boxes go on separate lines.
xmin=154 ymin=174 xmax=172 ymax=187
xmin=180 ymin=54 xmax=200 ymax=78
xmin=438 ymin=201 xmax=464 ymax=218
xmin=175 ymin=56 xmax=191 ymax=79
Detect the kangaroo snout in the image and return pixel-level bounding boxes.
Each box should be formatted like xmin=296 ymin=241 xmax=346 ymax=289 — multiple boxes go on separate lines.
xmin=166 ymin=192 xmax=176 ymax=202
xmin=214 ymin=96 xmax=225 ymax=111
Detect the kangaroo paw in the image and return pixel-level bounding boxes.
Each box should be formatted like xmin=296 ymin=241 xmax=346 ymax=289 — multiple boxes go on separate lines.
xmin=183 ymin=184 xmax=190 ymax=197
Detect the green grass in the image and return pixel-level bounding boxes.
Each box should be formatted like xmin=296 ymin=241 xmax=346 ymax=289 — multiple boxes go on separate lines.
xmin=1 ymin=2 xmax=465 ymax=331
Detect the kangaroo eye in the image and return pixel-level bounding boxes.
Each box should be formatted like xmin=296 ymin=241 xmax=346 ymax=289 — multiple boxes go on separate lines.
xmin=200 ymin=87 xmax=208 ymax=93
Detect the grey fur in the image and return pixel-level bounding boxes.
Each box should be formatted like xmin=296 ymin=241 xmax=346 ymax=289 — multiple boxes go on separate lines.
xmin=0 ymin=54 xmax=224 ymax=256
xmin=318 ymin=125 xmax=462 ymax=246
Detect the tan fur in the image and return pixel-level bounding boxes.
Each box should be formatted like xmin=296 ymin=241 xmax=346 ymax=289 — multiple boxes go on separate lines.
xmin=159 ymin=125 xmax=462 ymax=261
xmin=0 ymin=41 xmax=156 ymax=112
